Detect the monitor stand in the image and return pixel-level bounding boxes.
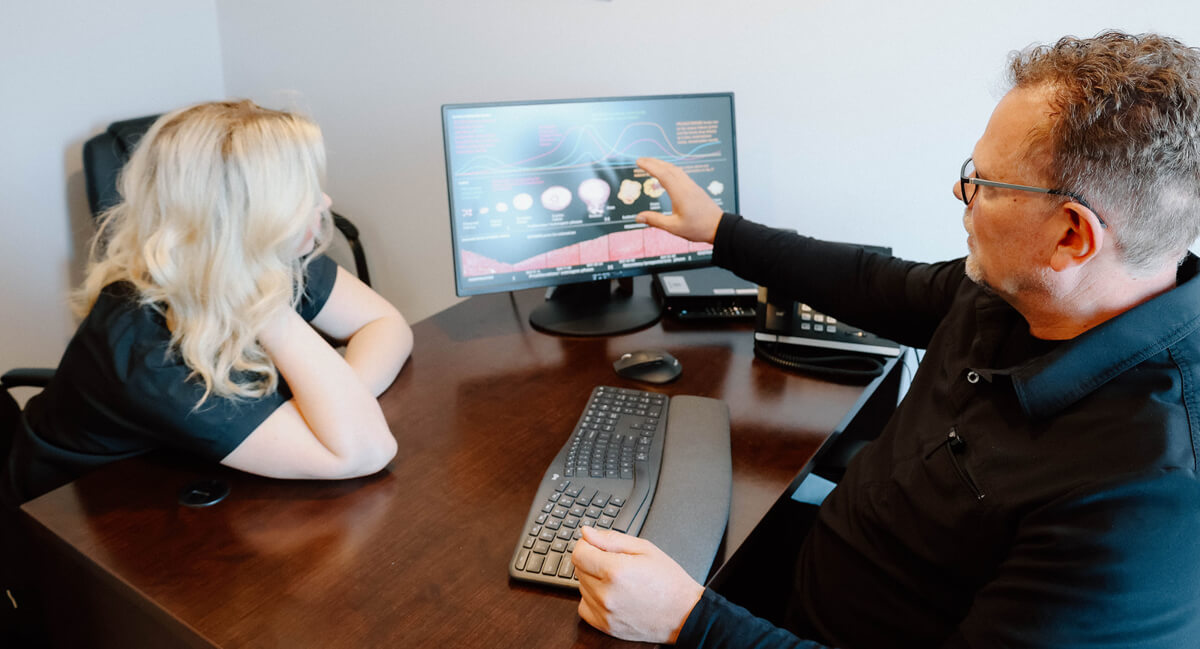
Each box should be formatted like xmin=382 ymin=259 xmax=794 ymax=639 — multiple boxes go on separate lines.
xmin=528 ymin=278 xmax=662 ymax=336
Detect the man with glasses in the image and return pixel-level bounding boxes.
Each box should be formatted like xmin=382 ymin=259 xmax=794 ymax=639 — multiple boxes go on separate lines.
xmin=571 ymin=31 xmax=1200 ymax=649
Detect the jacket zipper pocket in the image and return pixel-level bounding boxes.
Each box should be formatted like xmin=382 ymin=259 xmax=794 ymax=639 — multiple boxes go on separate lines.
xmin=924 ymin=427 xmax=985 ymax=500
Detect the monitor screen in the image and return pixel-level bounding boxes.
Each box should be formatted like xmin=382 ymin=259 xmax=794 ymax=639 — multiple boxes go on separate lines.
xmin=441 ymin=93 xmax=738 ymax=297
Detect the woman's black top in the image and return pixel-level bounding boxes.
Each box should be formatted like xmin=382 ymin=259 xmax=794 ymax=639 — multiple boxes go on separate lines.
xmin=3 ymin=256 xmax=337 ymax=503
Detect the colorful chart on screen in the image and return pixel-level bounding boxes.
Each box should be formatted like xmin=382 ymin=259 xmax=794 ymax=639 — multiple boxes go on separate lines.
xmin=442 ymin=94 xmax=738 ymax=296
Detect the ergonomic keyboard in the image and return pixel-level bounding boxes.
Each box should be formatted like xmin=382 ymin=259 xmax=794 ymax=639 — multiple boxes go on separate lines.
xmin=510 ymin=386 xmax=732 ymax=589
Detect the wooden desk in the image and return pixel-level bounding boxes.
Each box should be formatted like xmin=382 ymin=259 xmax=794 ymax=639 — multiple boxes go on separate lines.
xmin=20 ymin=284 xmax=893 ymax=648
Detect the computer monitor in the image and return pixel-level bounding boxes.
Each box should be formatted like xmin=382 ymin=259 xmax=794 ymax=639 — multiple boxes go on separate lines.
xmin=441 ymin=92 xmax=739 ymax=336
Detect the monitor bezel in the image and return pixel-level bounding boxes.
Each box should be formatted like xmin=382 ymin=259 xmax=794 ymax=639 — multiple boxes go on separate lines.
xmin=440 ymin=91 xmax=739 ymax=298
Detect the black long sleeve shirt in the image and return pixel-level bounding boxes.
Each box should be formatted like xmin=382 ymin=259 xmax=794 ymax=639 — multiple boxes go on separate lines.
xmin=677 ymin=214 xmax=1200 ymax=649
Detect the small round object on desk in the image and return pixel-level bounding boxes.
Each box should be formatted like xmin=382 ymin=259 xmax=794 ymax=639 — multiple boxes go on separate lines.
xmin=613 ymin=349 xmax=682 ymax=384
xmin=178 ymin=479 xmax=230 ymax=508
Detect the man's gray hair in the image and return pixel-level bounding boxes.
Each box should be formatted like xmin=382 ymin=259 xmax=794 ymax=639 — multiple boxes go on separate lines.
xmin=1009 ymin=31 xmax=1200 ymax=272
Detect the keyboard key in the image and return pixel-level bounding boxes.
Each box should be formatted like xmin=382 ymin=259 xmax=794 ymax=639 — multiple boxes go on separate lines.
xmin=539 ymin=530 xmax=556 ymax=543
xmin=562 ymin=516 xmax=579 ymax=529
xmin=556 ymin=528 xmax=573 ymax=541
xmin=544 ymin=519 xmax=561 ymax=531
xmin=522 ymin=537 xmax=534 ymax=549
xmin=579 ymin=488 xmax=597 ymax=506
xmin=558 ymin=556 xmax=575 ymax=579
xmin=543 ymin=553 xmax=561 ymax=576
xmin=603 ymin=505 xmax=620 ymax=518
xmin=515 ymin=549 xmax=530 ymax=570
xmin=597 ymin=517 xmax=613 ymax=529
xmin=551 ymin=539 xmax=568 ymax=553
xmin=526 ymin=554 xmax=544 ymax=573
xmin=611 ymin=496 xmax=625 ymax=507
xmin=585 ymin=507 xmax=601 ymax=519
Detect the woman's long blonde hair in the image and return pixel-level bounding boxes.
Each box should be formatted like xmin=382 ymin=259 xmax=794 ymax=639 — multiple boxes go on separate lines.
xmin=76 ymin=100 xmax=333 ymax=403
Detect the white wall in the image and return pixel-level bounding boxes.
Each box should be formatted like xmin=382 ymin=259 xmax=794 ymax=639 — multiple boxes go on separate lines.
xmin=7 ymin=1 xmax=1200 ymax=378
xmin=213 ymin=0 xmax=1200 ymax=325
xmin=0 ymin=1 xmax=225 ymax=385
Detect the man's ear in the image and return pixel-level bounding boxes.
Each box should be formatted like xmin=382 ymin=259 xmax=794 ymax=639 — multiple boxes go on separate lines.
xmin=1049 ymin=202 xmax=1105 ymax=272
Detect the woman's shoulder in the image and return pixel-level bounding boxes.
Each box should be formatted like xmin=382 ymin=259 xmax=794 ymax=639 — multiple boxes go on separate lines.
xmin=85 ymin=281 xmax=169 ymax=343
xmin=298 ymin=254 xmax=339 ymax=320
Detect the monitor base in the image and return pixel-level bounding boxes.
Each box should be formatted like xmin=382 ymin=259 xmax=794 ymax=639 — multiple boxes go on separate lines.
xmin=529 ymin=279 xmax=662 ymax=337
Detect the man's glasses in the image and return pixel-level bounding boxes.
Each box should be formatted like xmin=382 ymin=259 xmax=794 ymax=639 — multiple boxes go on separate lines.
xmin=959 ymin=158 xmax=1106 ymax=228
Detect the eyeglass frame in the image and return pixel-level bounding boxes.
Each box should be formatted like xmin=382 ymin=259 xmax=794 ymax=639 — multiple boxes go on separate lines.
xmin=959 ymin=158 xmax=1107 ymax=229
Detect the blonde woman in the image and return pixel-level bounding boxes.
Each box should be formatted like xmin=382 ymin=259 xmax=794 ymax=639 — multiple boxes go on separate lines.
xmin=4 ymin=101 xmax=411 ymax=502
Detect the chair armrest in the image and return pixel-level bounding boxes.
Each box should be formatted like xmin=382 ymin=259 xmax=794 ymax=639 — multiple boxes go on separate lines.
xmin=330 ymin=210 xmax=372 ymax=287
xmin=1 ymin=368 xmax=55 ymax=389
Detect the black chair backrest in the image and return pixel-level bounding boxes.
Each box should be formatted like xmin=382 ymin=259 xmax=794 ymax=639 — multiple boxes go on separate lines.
xmin=82 ymin=114 xmax=160 ymax=218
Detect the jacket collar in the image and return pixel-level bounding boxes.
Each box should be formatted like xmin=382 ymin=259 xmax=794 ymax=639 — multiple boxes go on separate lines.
xmin=1009 ymin=254 xmax=1200 ymax=419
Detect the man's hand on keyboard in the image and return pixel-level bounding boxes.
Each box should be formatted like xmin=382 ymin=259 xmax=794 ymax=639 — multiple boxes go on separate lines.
xmin=573 ymin=526 xmax=705 ymax=644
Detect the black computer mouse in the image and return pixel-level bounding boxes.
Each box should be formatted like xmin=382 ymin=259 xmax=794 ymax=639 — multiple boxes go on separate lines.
xmin=613 ymin=350 xmax=682 ymax=384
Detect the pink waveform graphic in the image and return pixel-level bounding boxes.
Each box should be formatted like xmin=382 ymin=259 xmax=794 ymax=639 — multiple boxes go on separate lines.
xmin=461 ymin=229 xmax=712 ymax=277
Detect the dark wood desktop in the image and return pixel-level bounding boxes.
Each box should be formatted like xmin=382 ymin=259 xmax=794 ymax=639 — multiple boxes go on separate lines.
xmin=20 ymin=282 xmax=897 ymax=648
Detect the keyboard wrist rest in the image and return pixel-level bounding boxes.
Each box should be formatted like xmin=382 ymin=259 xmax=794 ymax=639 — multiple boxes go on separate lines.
xmin=638 ymin=395 xmax=732 ymax=583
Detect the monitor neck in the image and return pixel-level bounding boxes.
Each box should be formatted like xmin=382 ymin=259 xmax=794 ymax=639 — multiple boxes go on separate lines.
xmin=528 ymin=278 xmax=661 ymax=336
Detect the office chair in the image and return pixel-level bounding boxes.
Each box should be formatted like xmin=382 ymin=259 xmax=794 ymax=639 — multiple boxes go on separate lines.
xmin=1 ymin=370 xmax=52 ymax=647
xmin=0 ymin=370 xmax=53 ymax=502
xmin=82 ymin=114 xmax=373 ymax=286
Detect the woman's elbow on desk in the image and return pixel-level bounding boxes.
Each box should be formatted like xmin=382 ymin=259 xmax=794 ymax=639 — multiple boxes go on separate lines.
xmin=330 ymin=430 xmax=399 ymax=479
xmin=222 ymin=402 xmax=400 ymax=480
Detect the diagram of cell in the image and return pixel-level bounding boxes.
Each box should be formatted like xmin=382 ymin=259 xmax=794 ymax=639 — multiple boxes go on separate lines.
xmin=578 ymin=178 xmax=612 ymax=217
xmin=541 ymin=185 xmax=572 ymax=211
xmin=643 ymin=177 xmax=665 ymax=198
xmin=617 ymin=179 xmax=642 ymax=205
xmin=707 ymin=180 xmax=724 ymax=196
xmin=512 ymin=193 xmax=534 ymax=211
